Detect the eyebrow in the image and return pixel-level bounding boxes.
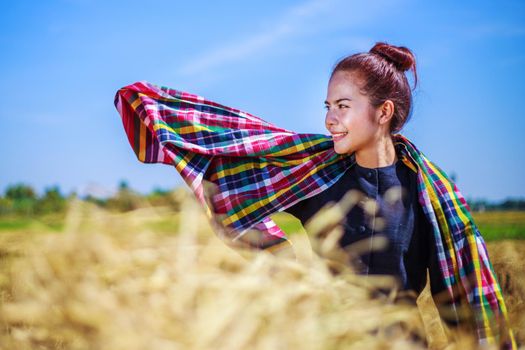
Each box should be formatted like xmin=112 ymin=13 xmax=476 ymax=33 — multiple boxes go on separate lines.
xmin=324 ymin=98 xmax=352 ymax=105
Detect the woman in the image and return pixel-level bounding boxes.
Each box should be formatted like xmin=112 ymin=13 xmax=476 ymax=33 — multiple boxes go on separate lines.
xmin=284 ymin=43 xmax=428 ymax=291
xmin=114 ymin=42 xmax=516 ymax=349
xmin=282 ymin=43 xmax=515 ymax=349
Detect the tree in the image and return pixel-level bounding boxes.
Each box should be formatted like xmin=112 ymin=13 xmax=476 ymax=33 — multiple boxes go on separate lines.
xmin=106 ymin=179 xmax=142 ymax=212
xmin=146 ymin=186 xmax=181 ymax=211
xmin=35 ymin=185 xmax=67 ymax=215
xmin=5 ymin=183 xmax=37 ymax=201
xmin=118 ymin=179 xmax=130 ymax=191
xmin=3 ymin=183 xmax=37 ymax=216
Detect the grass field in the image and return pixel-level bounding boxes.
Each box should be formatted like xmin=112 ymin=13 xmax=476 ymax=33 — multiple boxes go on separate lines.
xmin=0 ymin=199 xmax=523 ymax=349
xmin=272 ymin=209 xmax=525 ymax=242
xmin=2 ymin=208 xmax=524 ymax=241
xmin=470 ymin=210 xmax=525 ymax=241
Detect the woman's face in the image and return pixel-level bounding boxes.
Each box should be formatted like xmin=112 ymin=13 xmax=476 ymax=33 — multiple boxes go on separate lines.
xmin=324 ymin=70 xmax=380 ymax=155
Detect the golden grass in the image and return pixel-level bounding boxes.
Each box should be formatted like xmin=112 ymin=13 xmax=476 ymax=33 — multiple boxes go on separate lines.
xmin=0 ymin=190 xmax=500 ymax=349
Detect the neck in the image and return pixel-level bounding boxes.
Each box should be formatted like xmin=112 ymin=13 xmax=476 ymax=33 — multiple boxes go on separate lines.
xmin=354 ymin=134 xmax=397 ymax=168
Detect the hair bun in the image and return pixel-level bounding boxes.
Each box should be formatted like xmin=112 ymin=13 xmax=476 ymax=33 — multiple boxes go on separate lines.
xmin=369 ymin=42 xmax=415 ymax=72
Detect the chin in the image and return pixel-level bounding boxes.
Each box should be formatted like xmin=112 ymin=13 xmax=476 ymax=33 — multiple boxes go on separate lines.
xmin=334 ymin=142 xmax=352 ymax=154
xmin=333 ymin=144 xmax=352 ymax=155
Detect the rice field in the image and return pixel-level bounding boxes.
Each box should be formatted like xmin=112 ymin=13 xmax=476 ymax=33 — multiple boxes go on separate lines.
xmin=0 ymin=192 xmax=523 ymax=349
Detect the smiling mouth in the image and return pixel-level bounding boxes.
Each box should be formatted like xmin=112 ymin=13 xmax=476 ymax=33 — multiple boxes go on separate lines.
xmin=331 ymin=132 xmax=348 ymax=141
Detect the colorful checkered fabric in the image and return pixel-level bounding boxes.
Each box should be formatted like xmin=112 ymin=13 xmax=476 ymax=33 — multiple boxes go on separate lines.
xmin=114 ymin=80 xmax=516 ymax=349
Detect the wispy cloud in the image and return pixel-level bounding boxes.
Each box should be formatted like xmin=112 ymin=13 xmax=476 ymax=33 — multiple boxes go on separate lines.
xmin=175 ymin=0 xmax=403 ymax=80
xmin=176 ymin=0 xmax=338 ymax=77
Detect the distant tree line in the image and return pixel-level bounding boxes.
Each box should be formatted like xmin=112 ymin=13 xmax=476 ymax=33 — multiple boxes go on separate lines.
xmin=0 ymin=180 xmax=181 ymax=217
xmin=465 ymin=198 xmax=525 ymax=212
xmin=0 ymin=184 xmax=69 ymax=216
xmin=1 ymin=181 xmax=524 ymax=217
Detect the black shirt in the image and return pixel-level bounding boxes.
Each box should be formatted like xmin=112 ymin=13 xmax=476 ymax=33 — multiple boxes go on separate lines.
xmin=282 ymin=157 xmax=435 ymax=294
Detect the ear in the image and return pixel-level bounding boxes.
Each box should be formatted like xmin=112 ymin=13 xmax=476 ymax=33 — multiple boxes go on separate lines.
xmin=377 ymin=100 xmax=395 ymax=125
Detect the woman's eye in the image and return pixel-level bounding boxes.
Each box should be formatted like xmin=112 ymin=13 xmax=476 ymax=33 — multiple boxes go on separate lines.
xmin=324 ymin=105 xmax=329 ymax=110
xmin=338 ymin=104 xmax=348 ymax=109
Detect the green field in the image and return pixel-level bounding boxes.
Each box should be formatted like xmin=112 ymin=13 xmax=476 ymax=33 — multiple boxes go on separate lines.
xmin=271 ymin=210 xmax=525 ymax=242
xmin=1 ymin=209 xmax=524 ymax=241
xmin=470 ymin=211 xmax=525 ymax=241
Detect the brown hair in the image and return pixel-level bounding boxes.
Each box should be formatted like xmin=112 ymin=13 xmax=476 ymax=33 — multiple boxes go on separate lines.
xmin=330 ymin=42 xmax=418 ymax=134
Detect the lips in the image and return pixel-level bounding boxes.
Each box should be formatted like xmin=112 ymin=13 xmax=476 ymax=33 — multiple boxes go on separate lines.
xmin=331 ymin=132 xmax=348 ymax=141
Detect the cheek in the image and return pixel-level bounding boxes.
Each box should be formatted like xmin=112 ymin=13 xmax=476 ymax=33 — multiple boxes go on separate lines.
xmin=352 ymin=109 xmax=375 ymax=129
xmin=339 ymin=111 xmax=354 ymax=127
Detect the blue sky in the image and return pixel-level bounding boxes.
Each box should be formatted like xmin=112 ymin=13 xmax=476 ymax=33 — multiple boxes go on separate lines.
xmin=1 ymin=0 xmax=524 ymax=201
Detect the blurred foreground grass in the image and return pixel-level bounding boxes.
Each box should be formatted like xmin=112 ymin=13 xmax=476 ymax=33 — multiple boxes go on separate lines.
xmin=0 ymin=194 xmax=523 ymax=349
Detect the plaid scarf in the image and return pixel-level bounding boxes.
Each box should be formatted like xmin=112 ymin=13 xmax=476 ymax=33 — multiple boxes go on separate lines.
xmin=114 ymin=80 xmax=516 ymax=349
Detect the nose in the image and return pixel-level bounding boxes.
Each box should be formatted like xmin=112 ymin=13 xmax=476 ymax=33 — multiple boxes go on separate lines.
xmin=325 ymin=109 xmax=337 ymax=129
